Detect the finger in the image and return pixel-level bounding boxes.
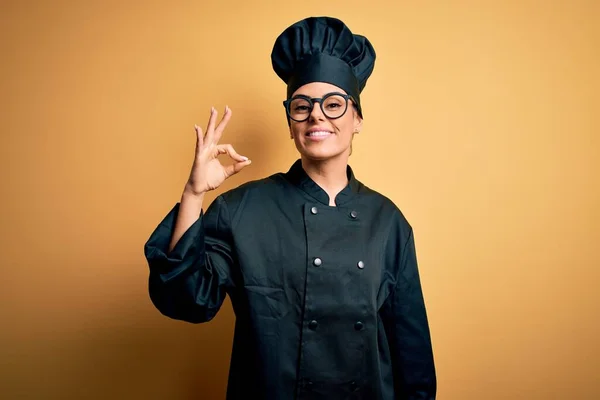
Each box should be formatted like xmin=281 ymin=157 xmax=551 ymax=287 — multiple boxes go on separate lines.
xmin=204 ymin=107 xmax=218 ymax=145
xmin=213 ymin=105 xmax=232 ymax=144
xmin=194 ymin=124 xmax=203 ymax=148
xmin=217 ymin=143 xmax=248 ymax=162
xmin=224 ymin=159 xmax=252 ymax=177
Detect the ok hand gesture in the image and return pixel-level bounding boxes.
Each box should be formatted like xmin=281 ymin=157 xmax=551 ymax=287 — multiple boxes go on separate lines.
xmin=184 ymin=106 xmax=251 ymax=196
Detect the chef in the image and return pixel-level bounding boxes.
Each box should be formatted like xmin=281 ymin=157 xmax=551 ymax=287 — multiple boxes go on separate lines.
xmin=144 ymin=15 xmax=436 ymax=400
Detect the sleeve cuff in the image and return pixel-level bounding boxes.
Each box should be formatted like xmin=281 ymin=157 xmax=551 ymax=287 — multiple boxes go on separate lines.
xmin=143 ymin=203 xmax=205 ymax=277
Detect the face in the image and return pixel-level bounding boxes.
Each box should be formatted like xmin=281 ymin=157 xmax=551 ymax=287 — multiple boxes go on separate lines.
xmin=288 ymin=82 xmax=363 ymax=162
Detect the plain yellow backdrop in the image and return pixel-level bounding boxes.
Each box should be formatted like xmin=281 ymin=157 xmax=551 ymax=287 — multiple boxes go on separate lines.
xmin=1 ymin=0 xmax=598 ymax=399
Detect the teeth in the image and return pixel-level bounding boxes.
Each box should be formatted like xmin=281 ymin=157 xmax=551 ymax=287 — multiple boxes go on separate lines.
xmin=307 ymin=131 xmax=331 ymax=136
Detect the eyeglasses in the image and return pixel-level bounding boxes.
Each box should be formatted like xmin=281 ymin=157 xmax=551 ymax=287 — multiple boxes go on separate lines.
xmin=283 ymin=92 xmax=355 ymax=122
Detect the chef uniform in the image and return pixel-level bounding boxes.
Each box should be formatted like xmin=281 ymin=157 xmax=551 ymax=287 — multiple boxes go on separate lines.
xmin=144 ymin=16 xmax=436 ymax=400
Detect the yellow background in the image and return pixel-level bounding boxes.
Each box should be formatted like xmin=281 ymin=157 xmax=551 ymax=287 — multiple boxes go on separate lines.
xmin=1 ymin=0 xmax=598 ymax=399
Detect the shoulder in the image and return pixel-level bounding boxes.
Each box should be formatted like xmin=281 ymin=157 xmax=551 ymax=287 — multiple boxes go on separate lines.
xmin=213 ymin=170 xmax=288 ymax=207
xmin=355 ymin=180 xmax=413 ymax=230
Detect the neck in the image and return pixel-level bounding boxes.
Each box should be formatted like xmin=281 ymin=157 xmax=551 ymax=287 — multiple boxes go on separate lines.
xmin=301 ymin=154 xmax=349 ymax=206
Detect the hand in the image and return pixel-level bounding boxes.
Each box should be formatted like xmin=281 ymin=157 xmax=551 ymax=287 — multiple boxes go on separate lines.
xmin=184 ymin=106 xmax=251 ymax=196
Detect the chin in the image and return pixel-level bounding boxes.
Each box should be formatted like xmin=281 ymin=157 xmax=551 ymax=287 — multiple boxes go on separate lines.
xmin=297 ymin=145 xmax=349 ymax=162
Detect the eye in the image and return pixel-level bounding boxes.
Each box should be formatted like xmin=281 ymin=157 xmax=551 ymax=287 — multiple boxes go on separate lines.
xmin=323 ymin=94 xmax=346 ymax=111
xmin=290 ymin=98 xmax=311 ymax=113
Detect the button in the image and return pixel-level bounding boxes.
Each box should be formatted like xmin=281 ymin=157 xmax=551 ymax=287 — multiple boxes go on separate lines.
xmin=309 ymin=320 xmax=318 ymax=330
xmin=354 ymin=321 xmax=364 ymax=331
xmin=350 ymin=381 xmax=358 ymax=391
xmin=350 ymin=210 xmax=358 ymax=219
xmin=357 ymin=261 xmax=365 ymax=269
xmin=310 ymin=206 xmax=318 ymax=214
xmin=313 ymin=257 xmax=322 ymax=266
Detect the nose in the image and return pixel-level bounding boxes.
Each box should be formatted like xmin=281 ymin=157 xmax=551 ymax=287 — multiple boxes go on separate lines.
xmin=309 ymin=101 xmax=326 ymax=121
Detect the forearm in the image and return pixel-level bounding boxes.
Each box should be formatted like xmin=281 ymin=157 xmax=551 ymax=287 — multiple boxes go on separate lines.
xmin=169 ymin=189 xmax=205 ymax=253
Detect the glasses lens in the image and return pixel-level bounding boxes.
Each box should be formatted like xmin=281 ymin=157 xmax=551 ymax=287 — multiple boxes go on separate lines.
xmin=322 ymin=94 xmax=348 ymax=119
xmin=289 ymin=98 xmax=311 ymax=121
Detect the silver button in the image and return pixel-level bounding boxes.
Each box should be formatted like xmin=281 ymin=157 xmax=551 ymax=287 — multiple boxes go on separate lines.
xmin=350 ymin=210 xmax=358 ymax=219
xmin=311 ymin=206 xmax=318 ymax=214
xmin=357 ymin=261 xmax=365 ymax=269
xmin=313 ymin=257 xmax=322 ymax=266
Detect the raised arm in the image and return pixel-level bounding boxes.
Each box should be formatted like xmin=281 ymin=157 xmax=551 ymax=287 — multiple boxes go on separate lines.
xmin=143 ymin=106 xmax=251 ymax=323
xmin=169 ymin=105 xmax=251 ymax=253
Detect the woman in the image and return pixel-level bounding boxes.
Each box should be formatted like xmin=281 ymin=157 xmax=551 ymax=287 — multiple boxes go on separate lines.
xmin=144 ymin=16 xmax=436 ymax=400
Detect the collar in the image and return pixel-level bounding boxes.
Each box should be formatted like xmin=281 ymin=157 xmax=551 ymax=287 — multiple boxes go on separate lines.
xmin=284 ymin=159 xmax=361 ymax=206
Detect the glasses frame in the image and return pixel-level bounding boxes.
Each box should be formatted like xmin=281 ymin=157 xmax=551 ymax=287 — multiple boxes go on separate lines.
xmin=283 ymin=92 xmax=355 ymax=122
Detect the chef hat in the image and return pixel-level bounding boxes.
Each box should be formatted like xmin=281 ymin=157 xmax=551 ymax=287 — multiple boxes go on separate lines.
xmin=271 ymin=16 xmax=376 ymax=118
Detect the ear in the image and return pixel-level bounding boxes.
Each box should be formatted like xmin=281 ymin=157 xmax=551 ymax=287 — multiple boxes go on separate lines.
xmin=353 ymin=111 xmax=363 ymax=134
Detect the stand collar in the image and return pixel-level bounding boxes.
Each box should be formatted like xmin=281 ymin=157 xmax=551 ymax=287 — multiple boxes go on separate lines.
xmin=284 ymin=159 xmax=361 ymax=206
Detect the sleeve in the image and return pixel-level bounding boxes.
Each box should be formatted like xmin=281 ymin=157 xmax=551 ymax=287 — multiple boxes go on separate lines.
xmin=143 ymin=195 xmax=236 ymax=324
xmin=381 ymin=218 xmax=437 ymax=399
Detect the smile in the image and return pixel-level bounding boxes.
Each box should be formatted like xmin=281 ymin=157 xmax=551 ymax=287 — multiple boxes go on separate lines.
xmin=306 ymin=131 xmax=332 ymax=137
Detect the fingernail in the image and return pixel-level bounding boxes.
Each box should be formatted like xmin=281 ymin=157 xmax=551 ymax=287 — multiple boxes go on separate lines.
xmin=211 ymin=107 xmax=215 ymax=114
xmin=241 ymin=156 xmax=248 ymax=161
